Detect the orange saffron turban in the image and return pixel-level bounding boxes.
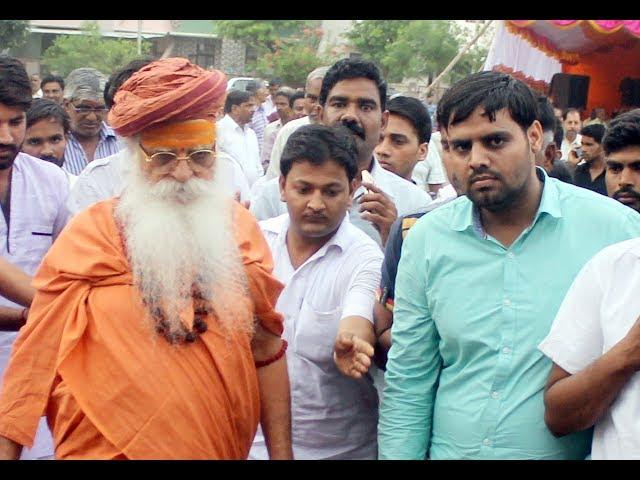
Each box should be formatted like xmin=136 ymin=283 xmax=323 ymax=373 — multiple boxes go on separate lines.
xmin=108 ymin=57 xmax=227 ymax=137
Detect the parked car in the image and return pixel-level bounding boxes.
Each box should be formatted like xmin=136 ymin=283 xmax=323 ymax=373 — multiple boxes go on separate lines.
xmin=226 ymin=77 xmax=256 ymax=92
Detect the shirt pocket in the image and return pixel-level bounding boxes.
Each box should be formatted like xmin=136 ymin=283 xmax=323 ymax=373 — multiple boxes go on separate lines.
xmin=25 ymin=224 xmax=53 ymax=256
xmin=293 ymin=300 xmax=342 ymax=365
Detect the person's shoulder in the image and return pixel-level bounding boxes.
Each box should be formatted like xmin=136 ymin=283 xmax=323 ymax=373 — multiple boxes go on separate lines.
xmin=553 ymin=177 xmax=633 ymax=216
xmin=589 ymin=237 xmax=640 ymax=266
xmin=16 ymin=152 xmax=68 ymax=186
xmin=281 ymin=116 xmax=308 ymax=133
xmin=80 ymin=151 xmax=121 ymax=175
xmin=259 ymin=213 xmax=288 ymax=236
xmin=376 ymin=165 xmax=430 ymax=198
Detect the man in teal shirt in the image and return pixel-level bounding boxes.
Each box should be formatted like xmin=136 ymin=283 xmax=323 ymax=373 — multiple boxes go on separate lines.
xmin=378 ymin=71 xmax=640 ymax=460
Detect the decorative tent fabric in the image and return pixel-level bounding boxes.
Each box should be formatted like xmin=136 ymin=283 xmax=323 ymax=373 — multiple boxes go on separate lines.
xmin=483 ymin=21 xmax=562 ymax=92
xmin=485 ymin=20 xmax=640 ymax=116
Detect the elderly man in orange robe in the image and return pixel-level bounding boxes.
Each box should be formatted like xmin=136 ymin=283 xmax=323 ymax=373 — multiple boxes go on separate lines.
xmin=0 ymin=58 xmax=292 ymax=460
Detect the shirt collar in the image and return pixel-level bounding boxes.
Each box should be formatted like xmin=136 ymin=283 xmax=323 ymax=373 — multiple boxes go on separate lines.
xmin=100 ymin=122 xmax=116 ymax=141
xmin=271 ymin=213 xmax=351 ymax=259
xmin=451 ymin=167 xmax=562 ymax=234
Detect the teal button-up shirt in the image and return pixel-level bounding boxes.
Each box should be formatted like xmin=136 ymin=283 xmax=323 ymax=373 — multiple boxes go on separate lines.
xmin=379 ymin=170 xmax=640 ymax=459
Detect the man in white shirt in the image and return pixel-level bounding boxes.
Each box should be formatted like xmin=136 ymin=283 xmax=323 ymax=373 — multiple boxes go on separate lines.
xmin=263 ymin=66 xmax=330 ymax=181
xmin=249 ymin=123 xmax=382 ymax=460
xmin=539 ymin=236 xmax=640 ymax=459
xmin=217 ymin=90 xmax=263 ymax=187
xmin=560 ymin=108 xmax=582 ymax=161
xmin=251 ymin=58 xmax=432 ymax=247
xmin=375 ymin=95 xmax=446 ymax=197
xmin=0 ymin=55 xmax=70 ymax=460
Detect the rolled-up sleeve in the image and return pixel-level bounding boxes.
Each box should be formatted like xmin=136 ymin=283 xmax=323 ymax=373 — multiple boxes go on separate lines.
xmin=341 ymin=245 xmax=383 ymax=321
xmin=378 ymin=222 xmax=441 ymax=459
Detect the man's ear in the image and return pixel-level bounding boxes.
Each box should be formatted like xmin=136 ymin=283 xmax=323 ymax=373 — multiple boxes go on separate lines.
xmin=417 ymin=142 xmax=428 ymax=161
xmin=314 ymin=104 xmax=323 ymax=124
xmin=347 ymin=178 xmax=357 ymax=209
xmin=527 ymin=120 xmax=543 ymax=155
xmin=279 ymin=174 xmax=287 ymax=203
xmin=381 ymin=110 xmax=389 ymax=131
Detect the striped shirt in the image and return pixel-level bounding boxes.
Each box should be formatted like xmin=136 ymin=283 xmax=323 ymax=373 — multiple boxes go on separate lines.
xmin=62 ymin=122 xmax=122 ymax=175
xmin=249 ymin=104 xmax=268 ymax=156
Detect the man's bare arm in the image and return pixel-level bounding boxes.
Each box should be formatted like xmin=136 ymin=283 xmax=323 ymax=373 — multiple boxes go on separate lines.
xmin=544 ymin=315 xmax=640 ymax=436
xmin=334 ymin=315 xmax=375 ymax=379
xmin=252 ymin=324 xmax=293 ymax=460
xmin=0 ymin=307 xmax=27 ymax=331
xmin=0 ymin=258 xmax=34 ymax=307
xmin=0 ymin=436 xmax=22 ymax=460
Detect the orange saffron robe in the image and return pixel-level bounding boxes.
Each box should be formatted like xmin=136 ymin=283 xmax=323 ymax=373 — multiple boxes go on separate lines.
xmin=0 ymin=199 xmax=284 ymax=459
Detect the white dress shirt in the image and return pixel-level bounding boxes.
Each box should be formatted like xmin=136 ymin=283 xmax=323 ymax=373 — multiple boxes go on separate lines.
xmin=249 ymin=213 xmax=383 ymax=459
xmin=412 ymin=131 xmax=447 ymax=187
xmin=539 ymin=237 xmax=640 ymax=459
xmin=217 ymin=114 xmax=263 ymax=186
xmin=264 ymin=116 xmax=310 ymax=180
xmin=66 ymin=149 xmax=126 ymax=214
xmin=561 ymin=133 xmax=582 ymax=161
xmin=251 ymin=156 xmax=433 ymax=246
xmin=1 ymin=152 xmax=70 ymax=459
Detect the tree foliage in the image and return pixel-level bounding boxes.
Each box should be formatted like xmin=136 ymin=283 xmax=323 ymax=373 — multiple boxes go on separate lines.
xmin=345 ymin=20 xmax=407 ymax=77
xmin=254 ymin=44 xmax=330 ymax=87
xmin=0 ymin=20 xmax=29 ymax=52
xmin=216 ymin=20 xmax=327 ymax=86
xmin=41 ymin=22 xmax=151 ymax=77
xmin=347 ymin=20 xmax=489 ymax=84
xmin=215 ymin=20 xmax=321 ymax=55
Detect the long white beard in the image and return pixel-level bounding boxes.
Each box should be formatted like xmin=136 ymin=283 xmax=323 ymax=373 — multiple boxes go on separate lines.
xmin=115 ymin=141 xmax=252 ymax=341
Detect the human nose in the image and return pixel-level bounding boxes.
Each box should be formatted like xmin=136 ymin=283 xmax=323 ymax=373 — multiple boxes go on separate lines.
xmin=468 ymin=143 xmax=491 ymax=170
xmin=307 ymin=190 xmax=326 ymax=211
xmin=169 ymin=157 xmax=194 ymax=182
xmin=0 ymin=123 xmax=12 ymax=144
xmin=41 ymin=141 xmax=54 ymax=157
xmin=375 ymin=137 xmax=391 ymax=157
xmin=618 ymin=167 xmax=634 ymax=187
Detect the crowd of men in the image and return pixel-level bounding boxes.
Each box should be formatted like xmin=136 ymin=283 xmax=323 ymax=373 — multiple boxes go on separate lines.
xmin=0 ymin=51 xmax=639 ymax=460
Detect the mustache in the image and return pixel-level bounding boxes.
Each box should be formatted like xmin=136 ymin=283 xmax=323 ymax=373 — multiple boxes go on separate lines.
xmin=340 ymin=120 xmax=365 ymax=140
xmin=40 ymin=155 xmax=64 ymax=166
xmin=613 ymin=186 xmax=640 ymax=200
xmin=468 ymin=167 xmax=503 ymax=185
xmin=0 ymin=144 xmax=18 ymax=153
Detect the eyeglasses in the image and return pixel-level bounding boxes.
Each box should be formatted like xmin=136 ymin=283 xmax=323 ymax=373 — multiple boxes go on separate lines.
xmin=140 ymin=146 xmax=216 ymax=172
xmin=70 ymin=105 xmax=108 ymax=115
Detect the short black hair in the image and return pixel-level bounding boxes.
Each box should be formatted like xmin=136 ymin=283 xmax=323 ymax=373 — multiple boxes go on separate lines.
xmin=269 ymin=77 xmax=283 ymax=87
xmin=0 ymin=55 xmax=32 ymax=111
xmin=602 ymin=108 xmax=640 ymax=155
xmin=536 ymin=95 xmax=556 ymax=133
xmin=387 ymin=96 xmax=432 ymax=144
xmin=40 ymin=74 xmax=64 ymax=91
xmin=436 ymin=71 xmax=538 ymax=133
xmin=562 ymin=108 xmax=580 ymax=121
xmin=553 ymin=119 xmax=564 ymax=148
xmin=26 ymin=98 xmax=70 ymax=132
xmin=320 ymin=58 xmax=387 ymax=111
xmin=580 ymin=123 xmax=606 ymax=144
xmin=224 ymin=89 xmax=254 ymax=113
xmin=104 ymin=57 xmax=154 ymax=109
xmin=273 ymin=88 xmax=293 ymax=102
xmin=289 ymin=91 xmax=305 ymax=109
xmin=281 ymin=124 xmax=358 ymax=182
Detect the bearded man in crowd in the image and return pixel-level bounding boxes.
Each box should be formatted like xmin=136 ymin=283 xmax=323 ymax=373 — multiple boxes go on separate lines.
xmin=0 ymin=58 xmax=292 ymax=460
